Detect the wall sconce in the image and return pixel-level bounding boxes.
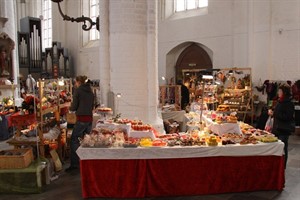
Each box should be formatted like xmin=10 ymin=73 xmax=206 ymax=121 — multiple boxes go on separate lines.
xmin=116 ymin=93 xmax=122 ymax=98
xmin=51 ymin=0 xmax=99 ymax=31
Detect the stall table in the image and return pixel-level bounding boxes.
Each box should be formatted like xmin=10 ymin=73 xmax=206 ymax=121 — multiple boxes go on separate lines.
xmin=203 ymin=115 xmax=242 ymax=135
xmin=0 ymin=159 xmax=47 ymax=193
xmin=77 ymin=142 xmax=285 ymax=198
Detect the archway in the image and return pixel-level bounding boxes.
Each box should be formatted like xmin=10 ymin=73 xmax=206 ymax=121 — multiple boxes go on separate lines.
xmin=175 ymin=43 xmax=212 ymax=81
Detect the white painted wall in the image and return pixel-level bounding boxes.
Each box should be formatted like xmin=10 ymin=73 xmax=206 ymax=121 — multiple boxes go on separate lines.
xmin=0 ymin=0 xmax=20 ymax=101
xmin=54 ymin=0 xmax=162 ymax=128
xmin=158 ymin=0 xmax=300 ymax=88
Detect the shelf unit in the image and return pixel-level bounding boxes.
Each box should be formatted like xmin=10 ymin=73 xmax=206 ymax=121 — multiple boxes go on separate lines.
xmin=214 ymin=68 xmax=253 ymax=123
xmin=159 ymin=85 xmax=182 ymax=108
xmin=7 ymin=78 xmax=72 ymax=159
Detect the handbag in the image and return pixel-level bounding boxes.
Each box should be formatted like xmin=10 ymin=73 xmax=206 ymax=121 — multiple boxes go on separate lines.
xmin=66 ymin=112 xmax=77 ymax=124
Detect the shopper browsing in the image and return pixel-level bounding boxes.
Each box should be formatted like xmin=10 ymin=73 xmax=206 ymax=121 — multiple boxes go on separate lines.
xmin=66 ymin=76 xmax=94 ymax=172
xmin=272 ymin=84 xmax=295 ymax=168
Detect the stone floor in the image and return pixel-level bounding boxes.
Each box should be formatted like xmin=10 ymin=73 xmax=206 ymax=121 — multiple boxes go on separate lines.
xmin=0 ymin=134 xmax=300 ymax=200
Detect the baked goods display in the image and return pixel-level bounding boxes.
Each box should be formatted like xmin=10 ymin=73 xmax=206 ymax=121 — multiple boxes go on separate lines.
xmin=152 ymin=139 xmax=167 ymax=147
xmin=81 ymin=110 xmax=281 ymax=149
xmin=131 ymin=124 xmax=152 ymax=131
xmin=139 ymin=137 xmax=153 ymax=147
xmin=207 ymin=135 xmax=218 ymax=146
xmin=97 ymin=107 xmax=112 ymax=112
xmin=259 ymin=135 xmax=278 ymax=143
xmin=227 ymin=113 xmax=238 ymax=123
xmin=217 ymin=105 xmax=230 ymax=112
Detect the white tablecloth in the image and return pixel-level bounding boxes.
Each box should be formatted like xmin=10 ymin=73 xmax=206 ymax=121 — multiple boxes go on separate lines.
xmin=161 ymin=110 xmax=186 ymax=122
xmin=129 ymin=130 xmax=156 ymax=140
xmin=203 ymin=115 xmax=242 ymax=135
xmin=77 ymin=141 xmax=284 ymax=160
xmin=95 ymin=122 xmax=131 ymax=134
xmin=161 ymin=110 xmax=187 ymax=131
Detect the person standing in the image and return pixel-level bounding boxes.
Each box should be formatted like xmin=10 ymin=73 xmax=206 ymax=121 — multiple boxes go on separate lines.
xmin=272 ymin=84 xmax=295 ymax=168
xmin=177 ymin=80 xmax=190 ymax=110
xmin=66 ymin=76 xmax=94 ymax=172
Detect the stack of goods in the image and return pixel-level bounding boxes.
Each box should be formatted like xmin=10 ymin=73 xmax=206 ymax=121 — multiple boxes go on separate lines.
xmin=80 ymin=128 xmax=126 ymax=148
xmin=217 ymin=105 xmax=230 ymax=112
xmin=59 ymin=90 xmax=72 ymax=104
xmin=0 ymin=97 xmax=15 ymax=115
xmin=221 ymin=133 xmax=243 ymax=145
xmin=97 ymin=107 xmax=112 ymax=113
xmin=131 ymin=120 xmax=152 ymax=131
xmin=227 ymin=113 xmax=238 ymax=123
xmin=39 ymin=95 xmax=57 ymax=110
xmin=207 ymin=135 xmax=219 ymax=146
xmin=81 ymin=113 xmax=280 ymax=148
xmin=212 ymin=112 xmax=238 ymax=124
xmin=186 ymin=121 xmax=201 ymax=130
xmin=123 ymin=137 xmax=140 ymax=148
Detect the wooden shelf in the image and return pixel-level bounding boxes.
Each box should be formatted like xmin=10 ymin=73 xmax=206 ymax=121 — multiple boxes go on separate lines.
xmin=0 ymin=84 xmax=17 ymax=89
xmin=59 ymin=102 xmax=71 ymax=109
xmin=224 ymin=88 xmax=251 ymax=92
xmin=40 ymin=106 xmax=58 ymax=115
xmin=7 ymin=139 xmax=41 ymax=146
xmin=7 ymin=78 xmax=72 ymax=159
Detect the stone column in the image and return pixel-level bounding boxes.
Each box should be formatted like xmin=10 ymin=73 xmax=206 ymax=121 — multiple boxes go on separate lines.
xmin=108 ymin=0 xmax=163 ymax=130
xmin=0 ymin=0 xmax=20 ymax=102
xmin=99 ymin=0 xmax=111 ymax=107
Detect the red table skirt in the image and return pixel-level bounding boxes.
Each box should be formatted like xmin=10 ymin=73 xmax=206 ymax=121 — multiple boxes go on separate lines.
xmin=80 ymin=156 xmax=285 ymax=198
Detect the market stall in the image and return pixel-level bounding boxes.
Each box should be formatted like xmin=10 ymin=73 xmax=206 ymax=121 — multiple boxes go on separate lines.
xmin=77 ymin=142 xmax=284 ymax=198
xmin=74 ymin=103 xmax=286 ymax=198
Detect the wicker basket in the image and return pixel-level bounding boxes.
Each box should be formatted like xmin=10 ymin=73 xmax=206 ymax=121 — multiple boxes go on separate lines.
xmin=0 ymin=148 xmax=34 ymax=169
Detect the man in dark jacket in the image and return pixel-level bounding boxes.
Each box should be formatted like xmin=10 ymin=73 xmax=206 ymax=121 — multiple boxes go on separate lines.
xmin=272 ymin=84 xmax=295 ymax=168
xmin=177 ymin=80 xmax=190 ymax=110
xmin=66 ymin=76 xmax=94 ymax=172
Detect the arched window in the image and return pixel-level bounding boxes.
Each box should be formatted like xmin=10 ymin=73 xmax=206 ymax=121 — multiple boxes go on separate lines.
xmin=42 ymin=0 xmax=52 ymax=49
xmin=82 ymin=0 xmax=100 ymax=47
xmin=174 ymin=0 xmax=208 ymax=12
xmin=89 ymin=0 xmax=100 ymax=41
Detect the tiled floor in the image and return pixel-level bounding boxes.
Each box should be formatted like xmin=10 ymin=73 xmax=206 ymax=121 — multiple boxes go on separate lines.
xmin=0 ymin=134 xmax=300 ymax=200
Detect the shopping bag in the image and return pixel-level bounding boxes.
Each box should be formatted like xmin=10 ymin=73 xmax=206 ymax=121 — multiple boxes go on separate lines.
xmin=265 ymin=116 xmax=273 ymax=132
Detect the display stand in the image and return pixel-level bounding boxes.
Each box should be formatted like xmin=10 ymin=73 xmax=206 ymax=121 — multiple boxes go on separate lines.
xmin=7 ymin=78 xmax=72 ymax=159
xmin=214 ymin=68 xmax=254 ymax=123
xmin=159 ymin=85 xmax=181 ymax=108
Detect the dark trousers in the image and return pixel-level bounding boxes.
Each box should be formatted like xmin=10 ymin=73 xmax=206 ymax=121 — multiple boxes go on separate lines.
xmin=70 ymin=121 xmax=92 ymax=168
xmin=277 ymin=135 xmax=290 ymax=168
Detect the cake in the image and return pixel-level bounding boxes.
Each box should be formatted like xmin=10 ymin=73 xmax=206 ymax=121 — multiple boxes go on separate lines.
xmin=227 ymin=113 xmax=238 ymax=123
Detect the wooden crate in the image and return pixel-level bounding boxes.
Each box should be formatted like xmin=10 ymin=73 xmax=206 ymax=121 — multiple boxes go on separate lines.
xmin=0 ymin=148 xmax=34 ymax=169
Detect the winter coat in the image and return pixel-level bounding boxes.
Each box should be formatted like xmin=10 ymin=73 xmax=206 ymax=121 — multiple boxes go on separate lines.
xmin=69 ymin=83 xmax=94 ymax=116
xmin=272 ymin=98 xmax=295 ymax=136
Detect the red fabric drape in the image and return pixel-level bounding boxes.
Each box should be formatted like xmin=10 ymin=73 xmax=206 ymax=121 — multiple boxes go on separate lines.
xmin=80 ymin=156 xmax=285 ymax=198
xmin=146 ymin=156 xmax=285 ymax=197
xmin=80 ymin=159 xmax=147 ymax=198
xmin=10 ymin=112 xmax=36 ymax=127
